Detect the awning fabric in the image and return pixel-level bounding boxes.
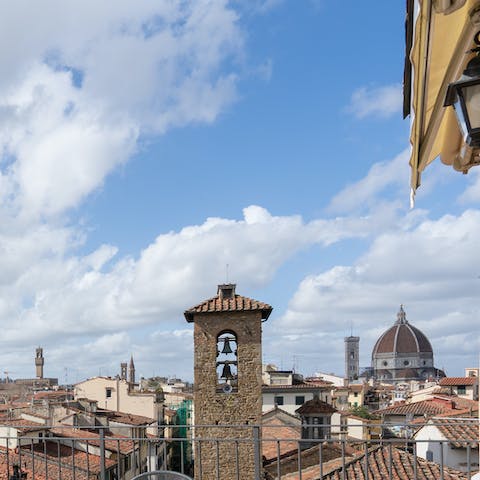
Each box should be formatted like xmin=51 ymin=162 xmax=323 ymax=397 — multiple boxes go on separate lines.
xmin=408 ymin=0 xmax=480 ymax=199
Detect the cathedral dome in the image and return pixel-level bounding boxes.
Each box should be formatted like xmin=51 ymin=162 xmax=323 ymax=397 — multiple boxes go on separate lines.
xmin=372 ymin=306 xmax=432 ymax=356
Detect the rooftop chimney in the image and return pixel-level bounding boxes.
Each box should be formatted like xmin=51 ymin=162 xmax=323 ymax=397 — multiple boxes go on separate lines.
xmin=217 ymin=284 xmax=236 ymax=300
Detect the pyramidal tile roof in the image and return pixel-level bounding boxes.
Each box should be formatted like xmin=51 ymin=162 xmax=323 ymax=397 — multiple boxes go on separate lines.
xmin=184 ymin=284 xmax=272 ymax=322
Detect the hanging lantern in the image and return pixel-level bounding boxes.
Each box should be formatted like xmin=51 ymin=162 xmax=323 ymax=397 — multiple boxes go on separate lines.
xmin=445 ymin=32 xmax=480 ymax=147
xmin=221 ymin=337 xmax=233 ymax=354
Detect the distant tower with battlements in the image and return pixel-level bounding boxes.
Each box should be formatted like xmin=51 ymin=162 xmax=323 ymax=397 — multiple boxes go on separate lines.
xmin=35 ymin=347 xmax=44 ymax=379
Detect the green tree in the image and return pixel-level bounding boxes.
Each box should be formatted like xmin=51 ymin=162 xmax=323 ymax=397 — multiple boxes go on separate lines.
xmin=349 ymin=405 xmax=375 ymax=419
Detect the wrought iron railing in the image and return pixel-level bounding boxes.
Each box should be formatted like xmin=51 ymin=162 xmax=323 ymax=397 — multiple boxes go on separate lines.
xmin=0 ymin=422 xmax=477 ymax=479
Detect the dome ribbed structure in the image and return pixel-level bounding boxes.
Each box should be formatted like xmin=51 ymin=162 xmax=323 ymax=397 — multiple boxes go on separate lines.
xmin=372 ymin=305 xmax=432 ymax=356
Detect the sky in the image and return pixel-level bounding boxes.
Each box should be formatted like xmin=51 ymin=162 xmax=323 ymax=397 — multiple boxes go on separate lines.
xmin=0 ymin=1 xmax=478 ymax=384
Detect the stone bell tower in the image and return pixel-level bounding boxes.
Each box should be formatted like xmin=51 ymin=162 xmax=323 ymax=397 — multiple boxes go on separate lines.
xmin=185 ymin=284 xmax=272 ymax=480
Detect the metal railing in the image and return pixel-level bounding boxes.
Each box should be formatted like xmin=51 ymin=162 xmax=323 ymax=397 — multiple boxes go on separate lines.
xmin=0 ymin=422 xmax=477 ymax=479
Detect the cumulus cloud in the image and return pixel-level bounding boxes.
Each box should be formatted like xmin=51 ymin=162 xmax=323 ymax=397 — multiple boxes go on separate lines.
xmin=458 ymin=169 xmax=480 ymax=203
xmin=347 ymin=83 xmax=402 ymax=119
xmin=328 ymin=149 xmax=410 ymax=214
xmin=0 ymin=205 xmax=382 ymax=349
xmin=272 ymin=210 xmax=480 ymax=376
xmin=0 ymin=1 xmax=243 ymax=219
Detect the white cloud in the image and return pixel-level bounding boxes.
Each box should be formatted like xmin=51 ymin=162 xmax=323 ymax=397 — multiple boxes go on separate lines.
xmin=0 ymin=1 xmax=243 ymax=219
xmin=458 ymin=168 xmax=480 ymax=203
xmin=0 ymin=205 xmax=379 ymax=347
xmin=328 ymin=149 xmax=410 ymax=214
xmin=347 ymin=83 xmax=402 ymax=119
xmin=243 ymin=0 xmax=285 ymax=14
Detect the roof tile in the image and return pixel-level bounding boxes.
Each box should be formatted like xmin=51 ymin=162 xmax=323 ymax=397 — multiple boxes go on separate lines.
xmin=439 ymin=377 xmax=478 ymax=386
xmin=321 ymin=445 xmax=468 ymax=480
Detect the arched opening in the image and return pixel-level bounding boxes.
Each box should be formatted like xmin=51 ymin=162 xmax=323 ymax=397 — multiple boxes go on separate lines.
xmin=216 ymin=330 xmax=238 ymax=391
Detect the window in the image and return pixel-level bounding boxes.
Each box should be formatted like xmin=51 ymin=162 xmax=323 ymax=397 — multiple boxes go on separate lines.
xmin=295 ymin=395 xmax=305 ymax=405
xmin=123 ymin=454 xmax=132 ymax=472
xmin=457 ymin=385 xmax=466 ymax=395
xmin=106 ymin=388 xmax=112 ymax=398
xmin=354 ymin=392 xmax=358 ymax=397
xmin=274 ymin=396 xmax=284 ymax=406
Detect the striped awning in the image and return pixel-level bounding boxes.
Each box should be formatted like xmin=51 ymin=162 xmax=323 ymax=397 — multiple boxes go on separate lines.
xmin=406 ymin=0 xmax=480 ymax=203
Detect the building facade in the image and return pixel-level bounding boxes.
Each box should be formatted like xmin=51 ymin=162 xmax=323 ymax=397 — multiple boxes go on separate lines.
xmin=74 ymin=377 xmax=164 ymax=434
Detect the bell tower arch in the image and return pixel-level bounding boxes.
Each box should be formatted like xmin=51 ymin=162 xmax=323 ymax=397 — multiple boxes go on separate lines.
xmin=185 ymin=284 xmax=272 ymax=480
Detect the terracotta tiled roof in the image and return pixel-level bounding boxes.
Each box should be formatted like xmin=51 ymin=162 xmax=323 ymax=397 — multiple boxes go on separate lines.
xmin=23 ymin=440 xmax=116 ymax=474
xmin=50 ymin=428 xmax=135 ymax=455
xmin=0 ymin=444 xmax=104 ymax=480
xmin=263 ymin=383 xmax=332 ymax=391
xmin=432 ymin=395 xmax=478 ymax=411
xmin=375 ymin=399 xmax=457 ymax=417
xmin=439 ymin=377 xmax=478 ymax=386
xmin=97 ymin=408 xmax=156 ymax=426
xmin=436 ymin=406 xmax=479 ymax=418
xmin=266 ymin=443 xmax=359 ymax=479
xmin=184 ymin=285 xmax=272 ymax=322
xmin=262 ymin=417 xmax=301 ymax=460
xmin=0 ymin=419 xmax=49 ymax=432
xmin=430 ymin=418 xmax=479 ymax=448
xmin=34 ymin=390 xmax=73 ymax=401
xmin=296 ymin=397 xmax=336 ymax=415
xmin=321 ymin=445 xmax=468 ymax=480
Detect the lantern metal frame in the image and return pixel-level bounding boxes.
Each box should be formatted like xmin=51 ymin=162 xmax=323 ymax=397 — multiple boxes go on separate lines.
xmin=445 ymin=31 xmax=480 ymax=147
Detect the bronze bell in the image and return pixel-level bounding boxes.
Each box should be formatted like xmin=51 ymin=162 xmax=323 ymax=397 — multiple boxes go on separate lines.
xmin=221 ymin=337 xmax=233 ymax=354
xmin=221 ymin=362 xmax=233 ymax=379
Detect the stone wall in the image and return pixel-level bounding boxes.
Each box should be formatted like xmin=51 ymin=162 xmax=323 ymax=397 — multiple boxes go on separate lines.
xmin=193 ymin=310 xmax=263 ymax=480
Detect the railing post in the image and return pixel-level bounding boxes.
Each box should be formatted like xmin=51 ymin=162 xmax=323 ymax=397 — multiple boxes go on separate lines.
xmin=253 ymin=425 xmax=261 ymax=480
xmin=99 ymin=427 xmax=106 ymax=480
xmin=467 ymin=444 xmax=471 ymax=479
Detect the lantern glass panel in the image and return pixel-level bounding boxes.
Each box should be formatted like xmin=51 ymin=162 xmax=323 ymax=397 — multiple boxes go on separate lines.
xmin=453 ymin=93 xmax=468 ymax=140
xmin=461 ymin=82 xmax=480 ymax=131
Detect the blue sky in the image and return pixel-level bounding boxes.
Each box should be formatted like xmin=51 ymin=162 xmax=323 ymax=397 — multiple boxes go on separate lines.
xmin=0 ymin=1 xmax=478 ymax=382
